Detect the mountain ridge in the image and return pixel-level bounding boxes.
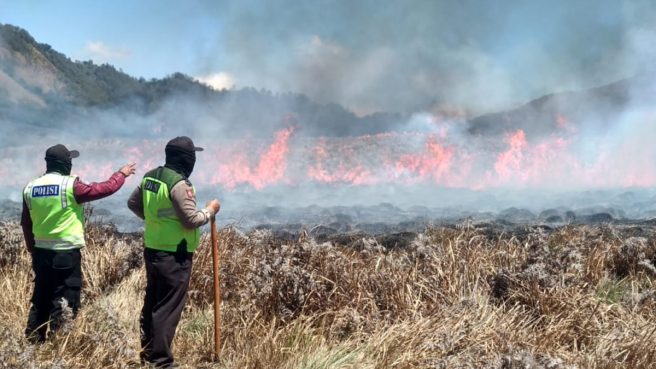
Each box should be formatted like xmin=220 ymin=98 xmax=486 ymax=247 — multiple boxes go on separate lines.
xmin=1 ymin=23 xmax=650 ymax=141
xmin=0 ymin=23 xmax=407 ymax=140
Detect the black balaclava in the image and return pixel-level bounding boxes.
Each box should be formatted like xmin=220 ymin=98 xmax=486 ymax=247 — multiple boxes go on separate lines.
xmin=45 ymin=158 xmax=72 ymax=175
xmin=165 ymin=147 xmax=196 ymax=178
xmin=44 ymin=144 xmax=79 ymax=175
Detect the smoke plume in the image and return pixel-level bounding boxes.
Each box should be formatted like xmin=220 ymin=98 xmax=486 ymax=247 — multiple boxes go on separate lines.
xmin=2 ymin=1 xmax=656 ymax=225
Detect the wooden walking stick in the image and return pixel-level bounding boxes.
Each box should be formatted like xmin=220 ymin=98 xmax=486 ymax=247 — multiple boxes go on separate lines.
xmin=210 ymin=215 xmax=221 ymax=360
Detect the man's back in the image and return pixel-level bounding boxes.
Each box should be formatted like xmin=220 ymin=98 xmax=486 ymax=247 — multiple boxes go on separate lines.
xmin=24 ymin=172 xmax=85 ymax=250
xmin=22 ymin=143 xmax=136 ymax=343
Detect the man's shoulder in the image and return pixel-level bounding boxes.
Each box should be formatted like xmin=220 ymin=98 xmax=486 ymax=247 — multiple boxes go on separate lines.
xmin=144 ymin=167 xmax=187 ymax=188
xmin=143 ymin=167 xmax=162 ymax=179
xmin=171 ymin=179 xmax=193 ymax=190
xmin=170 ymin=180 xmax=196 ymax=203
xmin=23 ymin=173 xmax=51 ymax=188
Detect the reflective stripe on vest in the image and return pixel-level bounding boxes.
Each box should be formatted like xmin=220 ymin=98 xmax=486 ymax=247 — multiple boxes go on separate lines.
xmin=24 ymin=173 xmax=85 ymax=250
xmin=141 ymin=167 xmax=200 ymax=253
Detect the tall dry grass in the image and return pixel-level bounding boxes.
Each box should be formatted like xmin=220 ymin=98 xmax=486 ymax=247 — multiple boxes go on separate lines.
xmin=0 ymin=220 xmax=655 ymax=368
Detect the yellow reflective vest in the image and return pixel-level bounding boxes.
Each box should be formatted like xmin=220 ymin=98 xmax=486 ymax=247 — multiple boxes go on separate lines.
xmin=141 ymin=167 xmax=200 ymax=253
xmin=23 ymin=173 xmax=85 ymax=250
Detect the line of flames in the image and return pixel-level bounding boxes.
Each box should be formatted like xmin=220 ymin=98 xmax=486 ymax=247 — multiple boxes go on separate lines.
xmin=1 ymin=114 xmax=655 ymax=190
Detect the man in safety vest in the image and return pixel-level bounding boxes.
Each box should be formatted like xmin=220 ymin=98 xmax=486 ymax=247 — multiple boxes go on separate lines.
xmin=21 ymin=144 xmax=136 ymax=342
xmin=127 ymin=136 xmax=220 ymax=368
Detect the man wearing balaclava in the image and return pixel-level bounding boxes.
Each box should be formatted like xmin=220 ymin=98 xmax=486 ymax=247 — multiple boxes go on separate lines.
xmin=21 ymin=144 xmax=136 ymax=343
xmin=127 ymin=136 xmax=220 ymax=368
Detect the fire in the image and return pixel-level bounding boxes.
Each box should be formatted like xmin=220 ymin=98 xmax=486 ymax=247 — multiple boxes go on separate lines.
xmin=307 ymin=138 xmax=375 ymax=185
xmin=494 ymin=130 xmax=527 ymax=181
xmin=490 ymin=129 xmax=578 ymax=187
xmin=307 ymin=164 xmax=373 ymax=185
xmin=395 ymin=136 xmax=455 ymax=184
xmin=122 ymin=143 xmax=157 ymax=174
xmin=3 ymin=113 xmax=656 ymax=192
xmin=210 ymin=127 xmax=294 ymax=189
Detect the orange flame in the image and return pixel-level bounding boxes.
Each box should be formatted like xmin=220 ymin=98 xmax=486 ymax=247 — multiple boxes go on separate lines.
xmin=395 ymin=137 xmax=455 ymax=184
xmin=4 ymin=114 xmax=656 ymax=192
xmin=211 ymin=127 xmax=294 ymax=189
xmin=494 ymin=130 xmax=527 ymax=180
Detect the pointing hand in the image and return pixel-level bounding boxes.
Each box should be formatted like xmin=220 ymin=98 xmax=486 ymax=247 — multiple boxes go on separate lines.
xmin=119 ymin=163 xmax=137 ymax=177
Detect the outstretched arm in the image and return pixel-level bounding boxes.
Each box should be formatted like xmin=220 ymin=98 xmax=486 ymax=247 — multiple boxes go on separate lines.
xmin=74 ymin=163 xmax=136 ymax=204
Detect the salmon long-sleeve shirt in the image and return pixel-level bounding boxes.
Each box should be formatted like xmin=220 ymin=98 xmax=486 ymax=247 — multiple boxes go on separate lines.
xmin=21 ymin=171 xmax=127 ymax=252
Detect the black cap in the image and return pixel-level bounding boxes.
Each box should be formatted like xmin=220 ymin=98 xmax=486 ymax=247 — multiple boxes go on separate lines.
xmin=165 ymin=136 xmax=204 ymax=152
xmin=45 ymin=144 xmax=79 ymax=161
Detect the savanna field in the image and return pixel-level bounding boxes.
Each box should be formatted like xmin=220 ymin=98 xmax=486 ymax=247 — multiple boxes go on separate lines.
xmin=1 ymin=218 xmax=655 ymax=369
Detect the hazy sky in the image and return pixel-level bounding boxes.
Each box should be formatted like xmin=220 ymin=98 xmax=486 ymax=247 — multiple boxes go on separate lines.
xmin=1 ymin=0 xmax=654 ymax=114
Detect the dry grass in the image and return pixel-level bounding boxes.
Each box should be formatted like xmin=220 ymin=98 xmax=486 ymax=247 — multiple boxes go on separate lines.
xmin=1 ymin=220 xmax=655 ymax=368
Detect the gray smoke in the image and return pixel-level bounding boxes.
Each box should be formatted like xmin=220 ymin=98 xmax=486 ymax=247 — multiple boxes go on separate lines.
xmin=203 ymin=0 xmax=646 ymax=115
xmin=2 ymin=1 xmax=656 ymax=229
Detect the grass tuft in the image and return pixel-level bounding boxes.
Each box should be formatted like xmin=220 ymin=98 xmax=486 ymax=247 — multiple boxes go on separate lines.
xmin=0 ymin=221 xmax=654 ymax=368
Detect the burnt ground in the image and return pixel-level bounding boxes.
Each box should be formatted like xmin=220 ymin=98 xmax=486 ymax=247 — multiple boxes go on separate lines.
xmin=2 ymin=197 xmax=655 ymax=239
xmin=2 ymin=200 xmax=656 ymax=368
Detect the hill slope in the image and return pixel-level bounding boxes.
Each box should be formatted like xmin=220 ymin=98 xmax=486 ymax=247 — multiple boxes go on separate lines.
xmin=0 ymin=24 xmax=405 ymax=139
xmin=2 ymin=23 xmax=653 ymax=144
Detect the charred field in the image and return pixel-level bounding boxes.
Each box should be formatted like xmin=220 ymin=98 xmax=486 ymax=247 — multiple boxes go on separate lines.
xmin=1 ymin=214 xmax=656 ymax=369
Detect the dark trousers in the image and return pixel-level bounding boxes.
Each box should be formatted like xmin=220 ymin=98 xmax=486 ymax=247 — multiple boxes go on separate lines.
xmin=140 ymin=248 xmax=193 ymax=368
xmin=25 ymin=248 xmax=82 ymax=342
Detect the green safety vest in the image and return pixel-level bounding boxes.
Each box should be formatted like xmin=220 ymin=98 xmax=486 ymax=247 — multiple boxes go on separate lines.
xmin=23 ymin=173 xmax=85 ymax=250
xmin=141 ymin=167 xmax=200 ymax=253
